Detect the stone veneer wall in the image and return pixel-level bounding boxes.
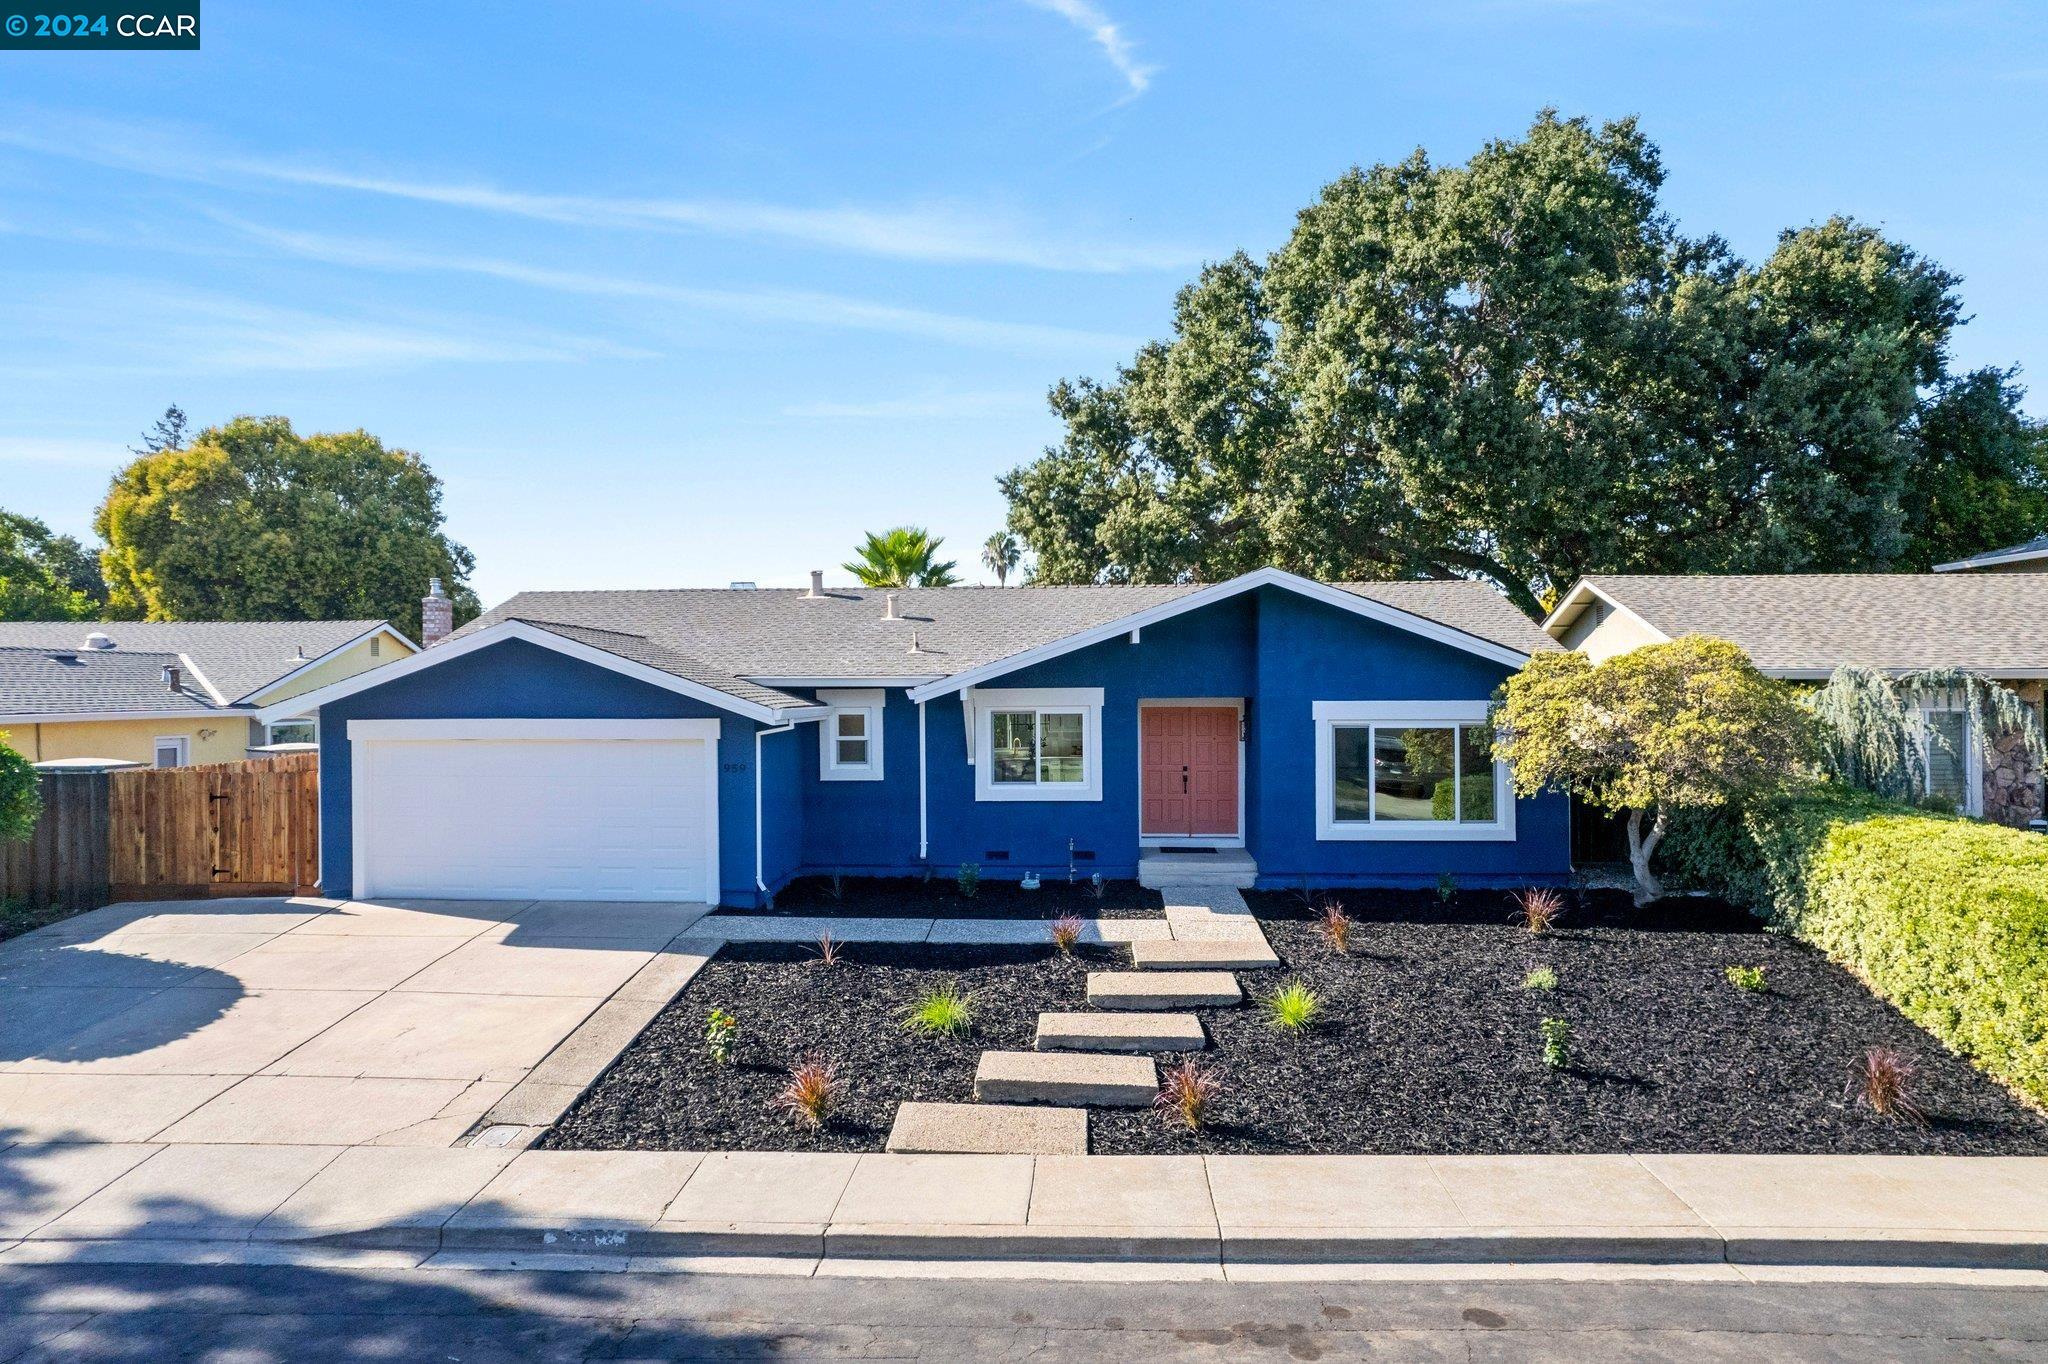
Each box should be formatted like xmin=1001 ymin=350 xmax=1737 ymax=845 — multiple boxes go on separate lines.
xmin=1983 ymin=679 xmax=2046 ymax=828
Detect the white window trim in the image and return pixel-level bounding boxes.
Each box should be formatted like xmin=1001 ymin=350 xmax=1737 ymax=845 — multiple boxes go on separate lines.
xmin=974 ymin=687 xmax=1103 ymax=803
xmin=1916 ymin=703 xmax=1983 ymax=817
xmin=817 ymin=688 xmax=885 ymax=782
xmin=152 ymin=735 xmax=190 ymax=768
xmin=1311 ymin=700 xmax=1516 ymax=842
xmin=264 ymin=717 xmax=319 ymax=746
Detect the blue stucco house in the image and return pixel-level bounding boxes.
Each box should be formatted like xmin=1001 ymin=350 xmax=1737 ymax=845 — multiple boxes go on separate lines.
xmin=262 ymin=569 xmax=1570 ymax=906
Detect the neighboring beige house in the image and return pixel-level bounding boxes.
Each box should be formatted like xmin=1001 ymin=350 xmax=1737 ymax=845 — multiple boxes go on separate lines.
xmin=1544 ymin=573 xmax=2048 ymax=827
xmin=1936 ymin=534 xmax=2048 ymax=575
xmin=0 ymin=619 xmax=418 ymax=769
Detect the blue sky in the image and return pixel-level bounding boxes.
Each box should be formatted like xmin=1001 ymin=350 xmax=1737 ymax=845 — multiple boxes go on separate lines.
xmin=3 ymin=1 xmax=2044 ymax=605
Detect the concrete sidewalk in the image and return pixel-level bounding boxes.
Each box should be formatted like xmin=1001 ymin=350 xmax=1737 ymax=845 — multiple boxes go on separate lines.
xmin=3 ymin=1142 xmax=2045 ymax=1278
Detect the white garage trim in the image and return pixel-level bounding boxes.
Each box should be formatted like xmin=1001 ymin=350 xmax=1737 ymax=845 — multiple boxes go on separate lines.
xmin=261 ymin=620 xmax=819 ymax=726
xmin=348 ymin=717 xmax=721 ymax=902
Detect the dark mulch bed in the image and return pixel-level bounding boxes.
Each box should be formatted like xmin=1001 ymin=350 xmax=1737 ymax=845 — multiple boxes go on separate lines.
xmin=543 ymin=942 xmax=1112 ymax=1152
xmin=0 ymin=898 xmax=90 ymax=945
xmin=721 ymin=874 xmax=1162 ymax=920
xmin=547 ymin=889 xmax=2048 ymax=1156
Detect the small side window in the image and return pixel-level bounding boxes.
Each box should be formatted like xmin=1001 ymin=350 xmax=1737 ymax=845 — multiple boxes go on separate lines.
xmin=818 ymin=690 xmax=885 ymax=782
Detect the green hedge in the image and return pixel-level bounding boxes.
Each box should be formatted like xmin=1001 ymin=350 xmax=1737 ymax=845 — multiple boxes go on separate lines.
xmin=1665 ymin=784 xmax=2048 ymax=1109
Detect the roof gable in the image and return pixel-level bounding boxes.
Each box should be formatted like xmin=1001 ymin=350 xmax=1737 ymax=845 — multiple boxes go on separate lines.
xmin=1546 ymin=573 xmax=2048 ymax=676
xmin=0 ymin=620 xmax=402 ymax=706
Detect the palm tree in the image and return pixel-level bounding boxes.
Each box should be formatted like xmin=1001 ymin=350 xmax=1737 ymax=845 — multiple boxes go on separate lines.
xmin=981 ymin=532 xmax=1022 ymax=586
xmin=842 ymin=527 xmax=960 ymax=588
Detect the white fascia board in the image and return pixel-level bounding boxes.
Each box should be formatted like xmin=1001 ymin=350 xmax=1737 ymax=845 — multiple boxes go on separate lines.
xmin=907 ymin=568 xmax=1529 ymax=702
xmin=176 ymin=654 xmax=230 ymax=706
xmin=744 ymin=676 xmax=943 ymax=688
xmin=1761 ymin=666 xmax=2048 ymax=681
xmin=254 ymin=620 xmax=799 ymax=725
xmin=236 ymin=623 xmax=417 ymax=705
xmin=0 ymin=708 xmax=241 ymax=725
xmin=1934 ymin=546 xmax=2048 ymax=572
xmin=1540 ymin=580 xmax=1671 ymax=647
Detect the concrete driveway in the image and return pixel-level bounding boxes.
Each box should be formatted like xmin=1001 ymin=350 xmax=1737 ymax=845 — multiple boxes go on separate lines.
xmin=0 ymin=897 xmax=714 ymax=1148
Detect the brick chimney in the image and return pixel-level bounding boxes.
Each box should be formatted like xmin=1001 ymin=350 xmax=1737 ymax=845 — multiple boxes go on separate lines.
xmin=421 ymin=576 xmax=454 ymax=648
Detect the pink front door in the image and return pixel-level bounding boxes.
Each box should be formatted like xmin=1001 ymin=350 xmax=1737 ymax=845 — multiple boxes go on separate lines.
xmin=1141 ymin=705 xmax=1240 ymax=837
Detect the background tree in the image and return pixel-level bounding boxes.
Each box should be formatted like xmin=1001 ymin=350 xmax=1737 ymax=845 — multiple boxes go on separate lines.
xmin=95 ymin=416 xmax=478 ymax=638
xmin=1002 ymin=111 xmax=2043 ymax=614
xmin=842 ymin=527 xmax=960 ymax=587
xmin=0 ymin=510 xmax=101 ymax=620
xmin=128 ymin=404 xmax=188 ymax=457
xmin=0 ymin=733 xmax=38 ymax=844
xmin=981 ymin=531 xmax=1022 ymax=586
xmin=1895 ymin=370 xmax=2048 ymax=568
xmin=1493 ymin=636 xmax=1814 ymax=903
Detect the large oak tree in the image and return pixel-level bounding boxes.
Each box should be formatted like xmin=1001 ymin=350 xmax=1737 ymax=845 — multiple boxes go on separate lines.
xmin=95 ymin=416 xmax=478 ymax=638
xmin=1001 ymin=112 xmax=2046 ymax=616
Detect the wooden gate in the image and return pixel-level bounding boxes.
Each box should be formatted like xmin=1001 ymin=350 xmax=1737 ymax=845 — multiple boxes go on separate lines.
xmin=107 ymin=753 xmax=320 ymax=900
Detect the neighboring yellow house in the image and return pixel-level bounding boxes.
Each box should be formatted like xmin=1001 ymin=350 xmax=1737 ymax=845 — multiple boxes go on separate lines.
xmin=0 ymin=620 xmax=418 ymax=769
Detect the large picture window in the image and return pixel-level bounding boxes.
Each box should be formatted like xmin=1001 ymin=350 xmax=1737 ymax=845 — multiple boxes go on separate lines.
xmin=1314 ymin=702 xmax=1513 ymax=841
xmin=973 ymin=687 xmax=1102 ymax=801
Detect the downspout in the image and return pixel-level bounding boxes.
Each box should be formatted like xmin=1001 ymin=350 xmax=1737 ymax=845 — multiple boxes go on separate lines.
xmin=754 ymin=723 xmax=795 ymax=899
xmin=918 ymin=700 xmax=928 ymax=861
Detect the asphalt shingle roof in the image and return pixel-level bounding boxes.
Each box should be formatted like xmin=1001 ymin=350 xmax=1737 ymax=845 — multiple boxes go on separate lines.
xmin=1574 ymin=574 xmax=2048 ymax=674
xmin=0 ymin=620 xmax=389 ymax=704
xmin=514 ymin=620 xmax=815 ymax=712
xmin=0 ymin=647 xmax=221 ymax=718
xmin=456 ymin=578 xmax=1552 ymax=689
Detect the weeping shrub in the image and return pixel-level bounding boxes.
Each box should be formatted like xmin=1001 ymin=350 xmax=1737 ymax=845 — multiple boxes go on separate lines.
xmin=1808 ymin=666 xmax=2044 ymax=803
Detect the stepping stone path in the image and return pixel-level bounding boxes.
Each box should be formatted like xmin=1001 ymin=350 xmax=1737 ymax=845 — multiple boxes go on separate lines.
xmin=882 ymin=881 xmax=1281 ymax=1156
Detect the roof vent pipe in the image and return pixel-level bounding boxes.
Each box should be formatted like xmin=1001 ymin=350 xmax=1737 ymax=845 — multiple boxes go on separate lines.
xmin=801 ymin=569 xmax=826 ymax=600
xmin=162 ymin=664 xmax=182 ymax=693
xmin=883 ymin=592 xmax=901 ymax=621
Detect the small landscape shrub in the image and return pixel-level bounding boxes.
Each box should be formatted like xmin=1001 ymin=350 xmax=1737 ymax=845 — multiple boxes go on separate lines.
xmin=1540 ymin=1016 xmax=1571 ymax=1069
xmin=826 ymin=873 xmax=845 ymax=901
xmin=1261 ymin=980 xmax=1322 ymax=1033
xmin=956 ymin=862 xmax=980 ymax=898
xmin=1436 ymin=872 xmax=1458 ymax=904
xmin=1725 ymin=964 xmax=1767 ymax=993
xmin=900 ymin=980 xmax=975 ymax=1037
xmin=1663 ymin=783 xmax=2048 ymax=1108
xmin=1852 ymin=1047 xmax=1926 ymax=1124
xmin=1319 ymin=903 xmax=1353 ymax=954
xmin=704 ymin=1007 xmax=738 ymax=1065
xmin=1089 ymin=873 xmax=1106 ymax=900
xmin=1513 ymin=887 xmax=1565 ymax=934
xmin=773 ymin=1055 xmax=843 ymax=1130
xmin=1522 ymin=965 xmax=1557 ymax=992
xmin=1048 ymin=914 xmax=1085 ymax=955
xmin=811 ymin=931 xmax=843 ymax=967
xmin=1154 ymin=1059 xmax=1221 ymax=1130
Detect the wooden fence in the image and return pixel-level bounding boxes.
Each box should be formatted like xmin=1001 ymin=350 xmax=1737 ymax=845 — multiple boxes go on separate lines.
xmin=0 ymin=753 xmax=320 ymax=908
xmin=0 ymin=771 xmax=110 ymax=911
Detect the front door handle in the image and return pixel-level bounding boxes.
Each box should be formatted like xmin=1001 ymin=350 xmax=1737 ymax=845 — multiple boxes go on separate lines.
xmin=1181 ymin=765 xmax=1189 ymax=794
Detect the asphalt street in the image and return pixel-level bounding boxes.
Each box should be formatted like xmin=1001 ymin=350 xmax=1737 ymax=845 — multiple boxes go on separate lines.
xmin=2 ymin=1261 xmax=2046 ymax=1361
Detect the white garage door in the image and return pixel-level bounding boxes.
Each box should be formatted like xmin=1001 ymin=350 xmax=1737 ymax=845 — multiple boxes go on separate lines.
xmin=351 ymin=720 xmax=719 ymax=902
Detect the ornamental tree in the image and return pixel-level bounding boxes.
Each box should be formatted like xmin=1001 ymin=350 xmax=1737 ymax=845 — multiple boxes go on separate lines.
xmin=1493 ymin=636 xmax=1814 ymax=903
xmin=0 ymin=732 xmax=39 ymax=844
xmin=95 ymin=416 xmax=478 ymax=639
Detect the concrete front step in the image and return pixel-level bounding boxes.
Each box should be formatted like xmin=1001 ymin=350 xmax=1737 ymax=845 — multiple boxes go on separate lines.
xmin=973 ymin=1050 xmax=1158 ymax=1107
xmin=1035 ymin=1010 xmax=1206 ymax=1052
xmin=1128 ymin=938 xmax=1279 ymax=971
xmin=884 ymin=1101 xmax=1087 ymax=1155
xmin=1138 ymin=851 xmax=1257 ymax=890
xmin=1087 ymin=970 xmax=1243 ymax=1010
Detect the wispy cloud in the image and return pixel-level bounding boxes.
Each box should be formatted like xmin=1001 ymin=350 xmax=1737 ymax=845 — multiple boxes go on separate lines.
xmin=1021 ymin=0 xmax=1157 ymax=98
xmin=0 ymin=436 xmax=128 ymax=467
xmin=3 ymin=279 xmax=650 ymax=377
xmin=0 ymin=111 xmax=1197 ymax=273
xmin=220 ymin=219 xmax=1139 ymax=354
xmin=781 ymin=391 xmax=1041 ymax=420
